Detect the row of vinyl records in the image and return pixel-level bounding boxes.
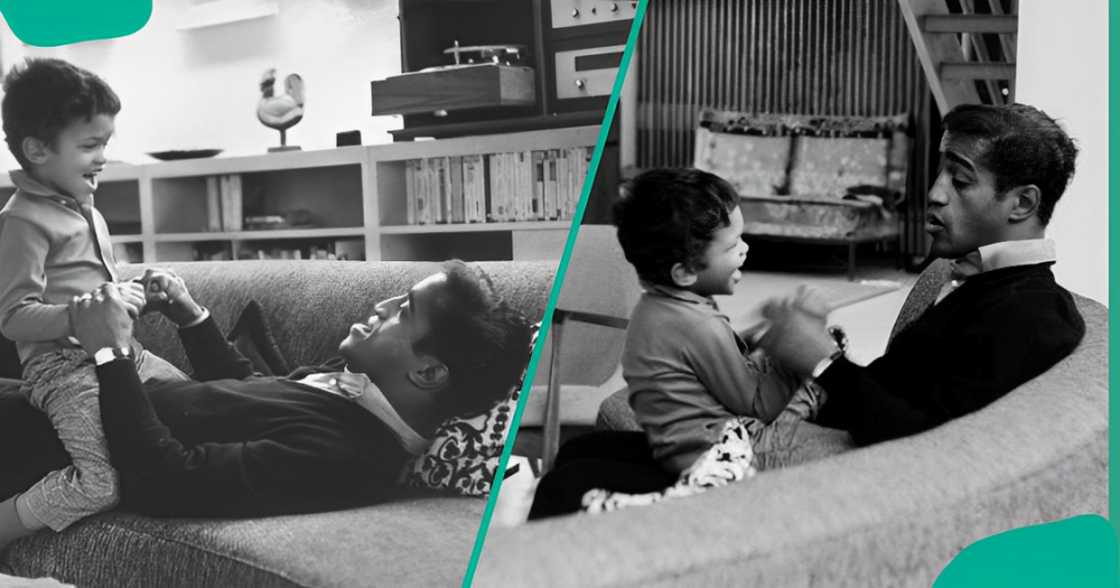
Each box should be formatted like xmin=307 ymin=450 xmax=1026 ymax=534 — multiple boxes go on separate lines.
xmin=403 ymin=146 xmax=593 ymax=225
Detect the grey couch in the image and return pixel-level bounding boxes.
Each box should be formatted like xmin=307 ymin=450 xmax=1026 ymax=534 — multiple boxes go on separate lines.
xmin=473 ymin=259 xmax=1108 ymax=587
xmin=1 ymin=260 xmax=556 ymax=588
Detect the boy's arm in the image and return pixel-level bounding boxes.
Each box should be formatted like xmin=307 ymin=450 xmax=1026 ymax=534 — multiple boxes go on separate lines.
xmin=0 ymin=217 xmax=72 ymax=342
xmin=688 ymin=317 xmax=798 ymax=423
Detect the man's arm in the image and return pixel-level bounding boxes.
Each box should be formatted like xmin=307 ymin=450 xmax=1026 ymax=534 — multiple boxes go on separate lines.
xmin=818 ymin=294 xmax=1083 ymax=445
xmin=0 ymin=217 xmax=71 ymax=342
xmin=176 ymin=315 xmax=256 ymax=381
xmin=765 ymin=291 xmax=1084 ymax=445
xmin=141 ymin=268 xmax=254 ymax=381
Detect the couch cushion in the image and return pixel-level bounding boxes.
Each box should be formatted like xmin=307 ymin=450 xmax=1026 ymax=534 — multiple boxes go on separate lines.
xmin=402 ymin=325 xmax=538 ymax=496
xmin=120 ymin=260 xmax=555 ymax=375
xmin=3 ymin=496 xmax=484 ymax=587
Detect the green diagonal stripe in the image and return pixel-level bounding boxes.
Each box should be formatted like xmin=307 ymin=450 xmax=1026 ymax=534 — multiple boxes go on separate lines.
xmin=460 ymin=2 xmax=649 ymax=586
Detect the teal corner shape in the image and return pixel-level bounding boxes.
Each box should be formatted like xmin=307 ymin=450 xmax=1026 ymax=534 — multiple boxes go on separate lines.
xmin=934 ymin=515 xmax=1119 ymax=588
xmin=0 ymin=0 xmax=151 ymax=46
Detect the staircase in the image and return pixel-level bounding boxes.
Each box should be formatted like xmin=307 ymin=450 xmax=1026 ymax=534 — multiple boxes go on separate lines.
xmin=898 ymin=0 xmax=1018 ymax=113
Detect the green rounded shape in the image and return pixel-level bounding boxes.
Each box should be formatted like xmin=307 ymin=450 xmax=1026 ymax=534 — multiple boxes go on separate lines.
xmin=934 ymin=515 xmax=1118 ymax=588
xmin=0 ymin=0 xmax=151 ymax=47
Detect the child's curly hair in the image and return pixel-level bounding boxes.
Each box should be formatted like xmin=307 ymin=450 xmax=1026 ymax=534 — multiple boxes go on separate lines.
xmin=2 ymin=58 xmax=121 ymax=169
xmin=612 ymin=168 xmax=740 ymax=287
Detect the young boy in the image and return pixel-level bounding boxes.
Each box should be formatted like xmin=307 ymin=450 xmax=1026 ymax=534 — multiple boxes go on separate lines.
xmin=613 ymin=168 xmax=821 ymax=475
xmin=0 ymin=58 xmax=187 ymax=546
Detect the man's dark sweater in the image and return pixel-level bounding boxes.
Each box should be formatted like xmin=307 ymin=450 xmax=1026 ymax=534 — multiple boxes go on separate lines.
xmin=816 ymin=262 xmax=1085 ymax=445
xmin=93 ymin=316 xmax=413 ymax=518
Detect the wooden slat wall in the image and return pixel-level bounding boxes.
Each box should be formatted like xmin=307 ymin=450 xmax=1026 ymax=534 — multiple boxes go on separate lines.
xmin=637 ymin=0 xmax=933 ymax=260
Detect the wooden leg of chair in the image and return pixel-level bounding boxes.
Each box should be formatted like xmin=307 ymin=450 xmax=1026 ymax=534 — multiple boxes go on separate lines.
xmin=541 ymin=315 xmax=566 ymax=474
xmin=847 ymin=242 xmax=856 ymax=282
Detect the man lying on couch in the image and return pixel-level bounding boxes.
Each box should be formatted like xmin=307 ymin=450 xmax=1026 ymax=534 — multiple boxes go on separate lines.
xmin=0 ymin=260 xmax=531 ymax=548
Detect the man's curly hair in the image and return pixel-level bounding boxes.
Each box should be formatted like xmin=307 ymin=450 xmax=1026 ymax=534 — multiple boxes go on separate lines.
xmin=942 ymin=103 xmax=1078 ymax=225
xmin=612 ymin=168 xmax=740 ymax=287
xmin=413 ymin=260 xmax=533 ymax=419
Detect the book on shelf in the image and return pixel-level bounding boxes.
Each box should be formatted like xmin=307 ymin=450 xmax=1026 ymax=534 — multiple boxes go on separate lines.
xmin=400 ymin=147 xmax=591 ymax=226
xmin=206 ymin=176 xmax=222 ymax=232
xmin=213 ymin=174 xmax=243 ymax=232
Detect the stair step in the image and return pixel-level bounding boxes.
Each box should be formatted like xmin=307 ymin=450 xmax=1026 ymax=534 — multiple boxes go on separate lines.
xmin=940 ymin=62 xmax=1016 ymax=80
xmin=922 ymin=14 xmax=1018 ymax=34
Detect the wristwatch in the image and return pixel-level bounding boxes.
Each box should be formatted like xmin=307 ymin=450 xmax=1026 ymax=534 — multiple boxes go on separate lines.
xmin=93 ymin=346 xmax=133 ymax=366
xmin=810 ymin=326 xmax=850 ymax=380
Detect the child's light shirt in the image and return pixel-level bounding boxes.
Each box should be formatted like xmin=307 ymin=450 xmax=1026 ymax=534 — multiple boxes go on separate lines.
xmin=623 ymin=282 xmax=800 ymax=474
xmin=0 ymin=169 xmax=118 ymax=363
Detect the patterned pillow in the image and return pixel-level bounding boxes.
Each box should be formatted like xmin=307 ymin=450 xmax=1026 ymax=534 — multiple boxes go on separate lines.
xmin=400 ymin=324 xmax=539 ymax=496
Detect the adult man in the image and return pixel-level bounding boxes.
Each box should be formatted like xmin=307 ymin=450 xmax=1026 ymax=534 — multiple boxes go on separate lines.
xmin=0 ymin=260 xmax=531 ymax=546
xmin=758 ymin=102 xmax=1086 ymax=445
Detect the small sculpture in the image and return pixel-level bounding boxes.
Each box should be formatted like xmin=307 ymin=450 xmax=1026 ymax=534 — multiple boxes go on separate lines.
xmin=257 ymin=68 xmax=304 ymax=152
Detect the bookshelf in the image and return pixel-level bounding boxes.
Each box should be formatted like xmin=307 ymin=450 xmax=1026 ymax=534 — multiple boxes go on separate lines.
xmin=0 ymin=125 xmax=598 ymax=263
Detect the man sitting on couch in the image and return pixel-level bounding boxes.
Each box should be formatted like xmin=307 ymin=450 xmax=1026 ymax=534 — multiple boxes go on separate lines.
xmin=0 ymin=260 xmax=531 ymax=547
xmin=758 ymin=102 xmax=1086 ymax=445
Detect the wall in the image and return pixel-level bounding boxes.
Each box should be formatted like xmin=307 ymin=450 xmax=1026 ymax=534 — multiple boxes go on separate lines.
xmin=1015 ymin=2 xmax=1108 ymax=303
xmin=0 ymin=0 xmax=402 ymax=167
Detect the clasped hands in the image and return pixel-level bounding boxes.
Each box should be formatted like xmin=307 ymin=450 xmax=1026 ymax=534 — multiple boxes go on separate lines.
xmin=68 ymin=268 xmax=205 ymax=355
xmin=748 ymin=285 xmax=841 ymax=377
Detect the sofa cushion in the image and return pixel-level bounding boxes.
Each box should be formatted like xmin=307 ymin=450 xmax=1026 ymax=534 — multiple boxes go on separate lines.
xmin=402 ymin=325 xmax=539 ymax=496
xmin=693 ymin=127 xmax=790 ymax=197
xmin=3 ymin=496 xmax=484 ymax=587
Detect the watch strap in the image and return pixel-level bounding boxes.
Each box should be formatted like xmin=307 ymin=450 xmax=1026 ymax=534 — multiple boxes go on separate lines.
xmin=93 ymin=346 xmax=133 ymax=366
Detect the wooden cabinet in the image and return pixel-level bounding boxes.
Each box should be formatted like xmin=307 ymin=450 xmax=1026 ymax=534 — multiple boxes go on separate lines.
xmin=0 ymin=126 xmax=599 ymax=264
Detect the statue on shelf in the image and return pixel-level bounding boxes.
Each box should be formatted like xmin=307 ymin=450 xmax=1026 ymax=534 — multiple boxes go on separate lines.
xmin=257 ymin=68 xmax=304 ymax=152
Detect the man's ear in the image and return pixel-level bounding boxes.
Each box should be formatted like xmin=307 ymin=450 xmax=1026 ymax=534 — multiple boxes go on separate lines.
xmin=1005 ymin=184 xmax=1041 ymax=223
xmin=406 ymin=357 xmax=449 ymax=390
xmin=21 ymin=137 xmax=51 ymax=165
xmin=670 ymin=262 xmax=698 ymax=288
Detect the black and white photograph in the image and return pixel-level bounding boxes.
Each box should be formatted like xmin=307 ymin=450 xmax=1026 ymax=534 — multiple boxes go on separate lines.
xmin=480 ymin=1 xmax=1108 ymax=586
xmin=0 ymin=1 xmax=631 ymax=586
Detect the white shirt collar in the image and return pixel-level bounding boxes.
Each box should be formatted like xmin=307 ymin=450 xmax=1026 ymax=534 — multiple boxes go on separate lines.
xmin=976 ymin=238 xmax=1057 ymax=272
xmin=297 ymin=371 xmax=432 ymax=455
xmin=951 ymin=238 xmax=1057 ymax=279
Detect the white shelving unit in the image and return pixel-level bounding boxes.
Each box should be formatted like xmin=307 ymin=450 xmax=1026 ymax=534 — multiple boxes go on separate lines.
xmin=0 ymin=126 xmax=598 ymax=263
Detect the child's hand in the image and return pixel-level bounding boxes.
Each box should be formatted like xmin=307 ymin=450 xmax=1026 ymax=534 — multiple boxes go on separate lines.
xmin=116 ymin=280 xmax=146 ymax=319
xmin=791 ymin=285 xmax=830 ymax=321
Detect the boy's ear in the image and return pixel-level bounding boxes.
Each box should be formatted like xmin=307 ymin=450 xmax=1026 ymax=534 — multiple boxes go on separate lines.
xmin=1005 ymin=184 xmax=1041 ymax=223
xmin=21 ymin=137 xmax=51 ymax=165
xmin=670 ymin=262 xmax=698 ymax=288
